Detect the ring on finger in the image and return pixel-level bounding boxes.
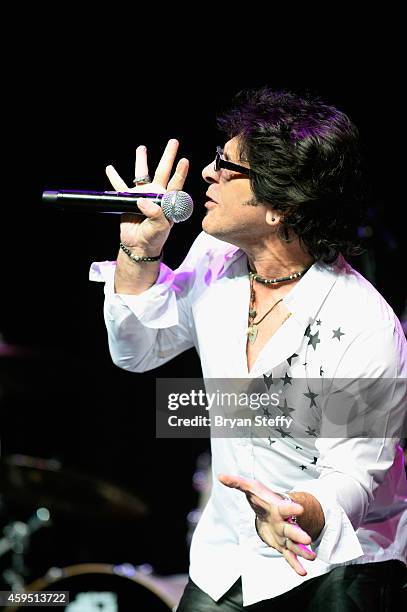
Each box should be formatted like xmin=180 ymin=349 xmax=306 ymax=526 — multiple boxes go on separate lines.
xmin=133 ymin=175 xmax=151 ymax=185
xmin=284 ymin=537 xmax=290 ymax=549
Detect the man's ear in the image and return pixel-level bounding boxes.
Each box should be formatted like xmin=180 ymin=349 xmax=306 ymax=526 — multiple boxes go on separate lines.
xmin=265 ymin=209 xmax=281 ymax=226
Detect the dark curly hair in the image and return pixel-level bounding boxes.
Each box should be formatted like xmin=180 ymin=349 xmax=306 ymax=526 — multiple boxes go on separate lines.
xmin=217 ymin=87 xmax=366 ymax=263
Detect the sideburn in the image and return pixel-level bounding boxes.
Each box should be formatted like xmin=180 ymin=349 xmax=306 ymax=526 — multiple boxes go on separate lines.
xmin=242 ymin=196 xmax=260 ymax=207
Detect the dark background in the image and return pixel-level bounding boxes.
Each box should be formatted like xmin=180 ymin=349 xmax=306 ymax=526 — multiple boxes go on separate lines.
xmin=0 ymin=22 xmax=405 ymax=594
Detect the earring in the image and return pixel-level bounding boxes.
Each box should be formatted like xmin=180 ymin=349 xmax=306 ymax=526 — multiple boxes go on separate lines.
xmin=271 ymin=217 xmax=275 ymax=222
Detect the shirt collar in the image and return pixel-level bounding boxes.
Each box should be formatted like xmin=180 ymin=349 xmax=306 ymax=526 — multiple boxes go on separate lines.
xmin=218 ymin=244 xmax=345 ymax=327
xmin=282 ymin=256 xmax=346 ymax=327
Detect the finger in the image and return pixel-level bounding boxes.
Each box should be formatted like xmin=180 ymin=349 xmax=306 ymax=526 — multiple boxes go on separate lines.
xmin=134 ymin=145 xmax=149 ymax=183
xmin=285 ymin=539 xmax=317 ymax=561
xmin=282 ymin=548 xmax=308 ymax=576
xmin=218 ymin=474 xmax=257 ymax=494
xmin=277 ymin=501 xmax=304 ymax=522
xmin=153 ymin=139 xmax=179 ymax=187
xmin=219 ymin=475 xmax=267 ymax=512
xmin=167 ymin=158 xmax=189 ymax=192
xmin=136 ymin=198 xmax=167 ymax=222
xmin=284 ymin=522 xmax=312 ymax=546
xmin=280 ymin=525 xmax=315 ymax=556
xmin=218 ymin=474 xmax=276 ymax=507
xmin=245 ymin=494 xmax=270 ymax=520
xmin=246 ymin=492 xmax=271 ymax=514
xmin=106 ymin=165 xmax=129 ymax=192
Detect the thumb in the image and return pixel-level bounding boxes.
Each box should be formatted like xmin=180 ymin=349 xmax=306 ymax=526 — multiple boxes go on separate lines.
xmin=137 ymin=197 xmax=165 ymax=220
xmin=218 ymin=474 xmax=252 ymax=490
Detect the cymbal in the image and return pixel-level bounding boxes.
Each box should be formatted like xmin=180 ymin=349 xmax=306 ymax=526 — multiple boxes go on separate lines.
xmin=0 ymin=454 xmax=148 ymax=520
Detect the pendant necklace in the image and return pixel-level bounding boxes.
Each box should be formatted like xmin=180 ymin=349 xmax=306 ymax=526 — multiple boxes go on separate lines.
xmin=246 ymin=273 xmax=286 ymax=344
xmin=246 ymin=263 xmax=309 ymax=344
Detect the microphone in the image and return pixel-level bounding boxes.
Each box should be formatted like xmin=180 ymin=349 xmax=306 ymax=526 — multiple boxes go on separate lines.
xmin=42 ymin=189 xmax=194 ymax=223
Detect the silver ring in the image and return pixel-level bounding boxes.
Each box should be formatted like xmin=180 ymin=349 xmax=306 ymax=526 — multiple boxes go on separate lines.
xmin=133 ymin=174 xmax=151 ymax=185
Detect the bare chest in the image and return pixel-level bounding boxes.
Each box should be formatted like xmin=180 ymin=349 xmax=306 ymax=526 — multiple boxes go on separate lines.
xmin=246 ymin=302 xmax=292 ymax=372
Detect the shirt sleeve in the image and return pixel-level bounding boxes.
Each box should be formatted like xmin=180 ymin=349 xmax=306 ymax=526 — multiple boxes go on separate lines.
xmin=89 ymin=232 xmax=214 ymax=372
xmin=291 ymin=319 xmax=407 ymax=564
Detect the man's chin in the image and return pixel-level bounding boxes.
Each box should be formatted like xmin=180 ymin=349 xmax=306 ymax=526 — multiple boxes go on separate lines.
xmin=202 ymin=220 xmax=237 ymax=246
xmin=202 ymin=216 xmax=222 ymax=238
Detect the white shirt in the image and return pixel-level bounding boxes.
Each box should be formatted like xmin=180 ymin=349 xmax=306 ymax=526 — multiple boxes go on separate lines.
xmin=90 ymin=231 xmax=407 ymax=606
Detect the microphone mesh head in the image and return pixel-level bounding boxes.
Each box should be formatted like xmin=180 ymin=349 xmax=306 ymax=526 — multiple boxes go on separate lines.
xmin=161 ymin=191 xmax=194 ymax=223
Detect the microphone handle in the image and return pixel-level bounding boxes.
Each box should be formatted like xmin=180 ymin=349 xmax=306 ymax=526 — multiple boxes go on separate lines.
xmin=42 ymin=190 xmax=163 ymax=215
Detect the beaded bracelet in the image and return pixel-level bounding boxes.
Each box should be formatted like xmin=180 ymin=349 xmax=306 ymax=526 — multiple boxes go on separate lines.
xmin=119 ymin=242 xmax=163 ymax=262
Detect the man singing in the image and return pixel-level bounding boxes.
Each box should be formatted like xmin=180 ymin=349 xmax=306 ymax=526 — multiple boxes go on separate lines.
xmin=90 ymin=88 xmax=407 ymax=610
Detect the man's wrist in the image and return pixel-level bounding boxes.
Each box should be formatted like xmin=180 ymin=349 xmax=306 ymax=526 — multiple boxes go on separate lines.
xmin=119 ymin=242 xmax=163 ymax=262
xmin=115 ymin=247 xmax=161 ymax=295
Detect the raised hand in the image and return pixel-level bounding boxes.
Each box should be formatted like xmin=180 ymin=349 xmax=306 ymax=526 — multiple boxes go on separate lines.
xmin=106 ymin=139 xmax=189 ymax=255
xmin=218 ymin=474 xmax=317 ymax=576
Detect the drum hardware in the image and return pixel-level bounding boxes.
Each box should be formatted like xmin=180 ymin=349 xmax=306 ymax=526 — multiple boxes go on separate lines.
xmin=0 ymin=455 xmax=148 ymax=521
xmin=0 ymin=455 xmax=188 ymax=609
xmin=0 ymin=507 xmax=51 ymax=592
xmin=4 ymin=563 xmax=189 ymax=611
xmin=0 ymin=453 xmax=191 ymax=609
xmin=0 ymin=455 xmax=148 ymax=601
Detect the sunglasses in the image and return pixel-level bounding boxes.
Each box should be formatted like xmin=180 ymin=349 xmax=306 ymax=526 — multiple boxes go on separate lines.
xmin=214 ymin=146 xmax=252 ymax=176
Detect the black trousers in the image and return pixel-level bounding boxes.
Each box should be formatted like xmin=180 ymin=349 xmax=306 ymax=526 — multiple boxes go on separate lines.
xmin=176 ymin=561 xmax=407 ymax=611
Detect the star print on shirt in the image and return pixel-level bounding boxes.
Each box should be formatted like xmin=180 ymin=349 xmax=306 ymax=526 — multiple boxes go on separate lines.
xmin=332 ymin=327 xmax=345 ymax=341
xmin=316 ymin=319 xmax=322 ymax=326
xmin=305 ymin=426 xmax=319 ymax=437
xmin=263 ymin=373 xmax=274 ymax=390
xmin=287 ymin=353 xmax=299 ymax=366
xmin=308 ymin=331 xmax=321 ymax=350
xmin=303 ymin=389 xmax=319 ymax=407
xmin=279 ymin=398 xmax=295 ymax=417
xmin=268 ymin=437 xmax=276 ymax=445
xmin=320 ymin=366 xmax=324 ymax=376
xmin=299 ymin=465 xmax=307 ymax=470
xmin=310 ymin=457 xmax=318 ymax=465
xmin=275 ymin=427 xmax=293 ymax=438
xmin=281 ymin=372 xmax=292 ymax=386
xmin=304 ymin=324 xmax=312 ymax=338
xmin=295 ymin=445 xmax=303 ymax=450
xmin=262 ymin=407 xmax=271 ymax=418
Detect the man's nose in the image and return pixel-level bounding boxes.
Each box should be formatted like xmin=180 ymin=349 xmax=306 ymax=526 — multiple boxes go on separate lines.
xmin=202 ymin=161 xmax=219 ymax=184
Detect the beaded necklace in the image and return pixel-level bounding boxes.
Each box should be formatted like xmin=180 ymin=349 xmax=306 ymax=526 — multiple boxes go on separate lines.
xmin=248 ymin=265 xmax=311 ymax=286
xmin=246 ymin=264 xmax=310 ymax=344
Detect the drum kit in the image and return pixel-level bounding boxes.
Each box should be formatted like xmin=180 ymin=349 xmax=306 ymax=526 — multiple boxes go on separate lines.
xmin=0 ymin=339 xmax=203 ymax=611
xmin=0 ymin=454 xmax=190 ymax=611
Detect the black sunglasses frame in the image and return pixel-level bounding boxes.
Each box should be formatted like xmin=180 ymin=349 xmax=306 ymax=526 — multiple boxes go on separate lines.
xmin=214 ymin=146 xmax=252 ymax=176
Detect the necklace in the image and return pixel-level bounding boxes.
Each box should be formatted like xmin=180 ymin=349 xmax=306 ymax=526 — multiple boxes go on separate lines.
xmin=248 ymin=265 xmax=311 ymax=285
xmin=247 ymin=299 xmax=284 ymax=344
xmin=246 ymin=274 xmax=291 ymax=344
xmin=246 ymin=262 xmax=307 ymax=344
